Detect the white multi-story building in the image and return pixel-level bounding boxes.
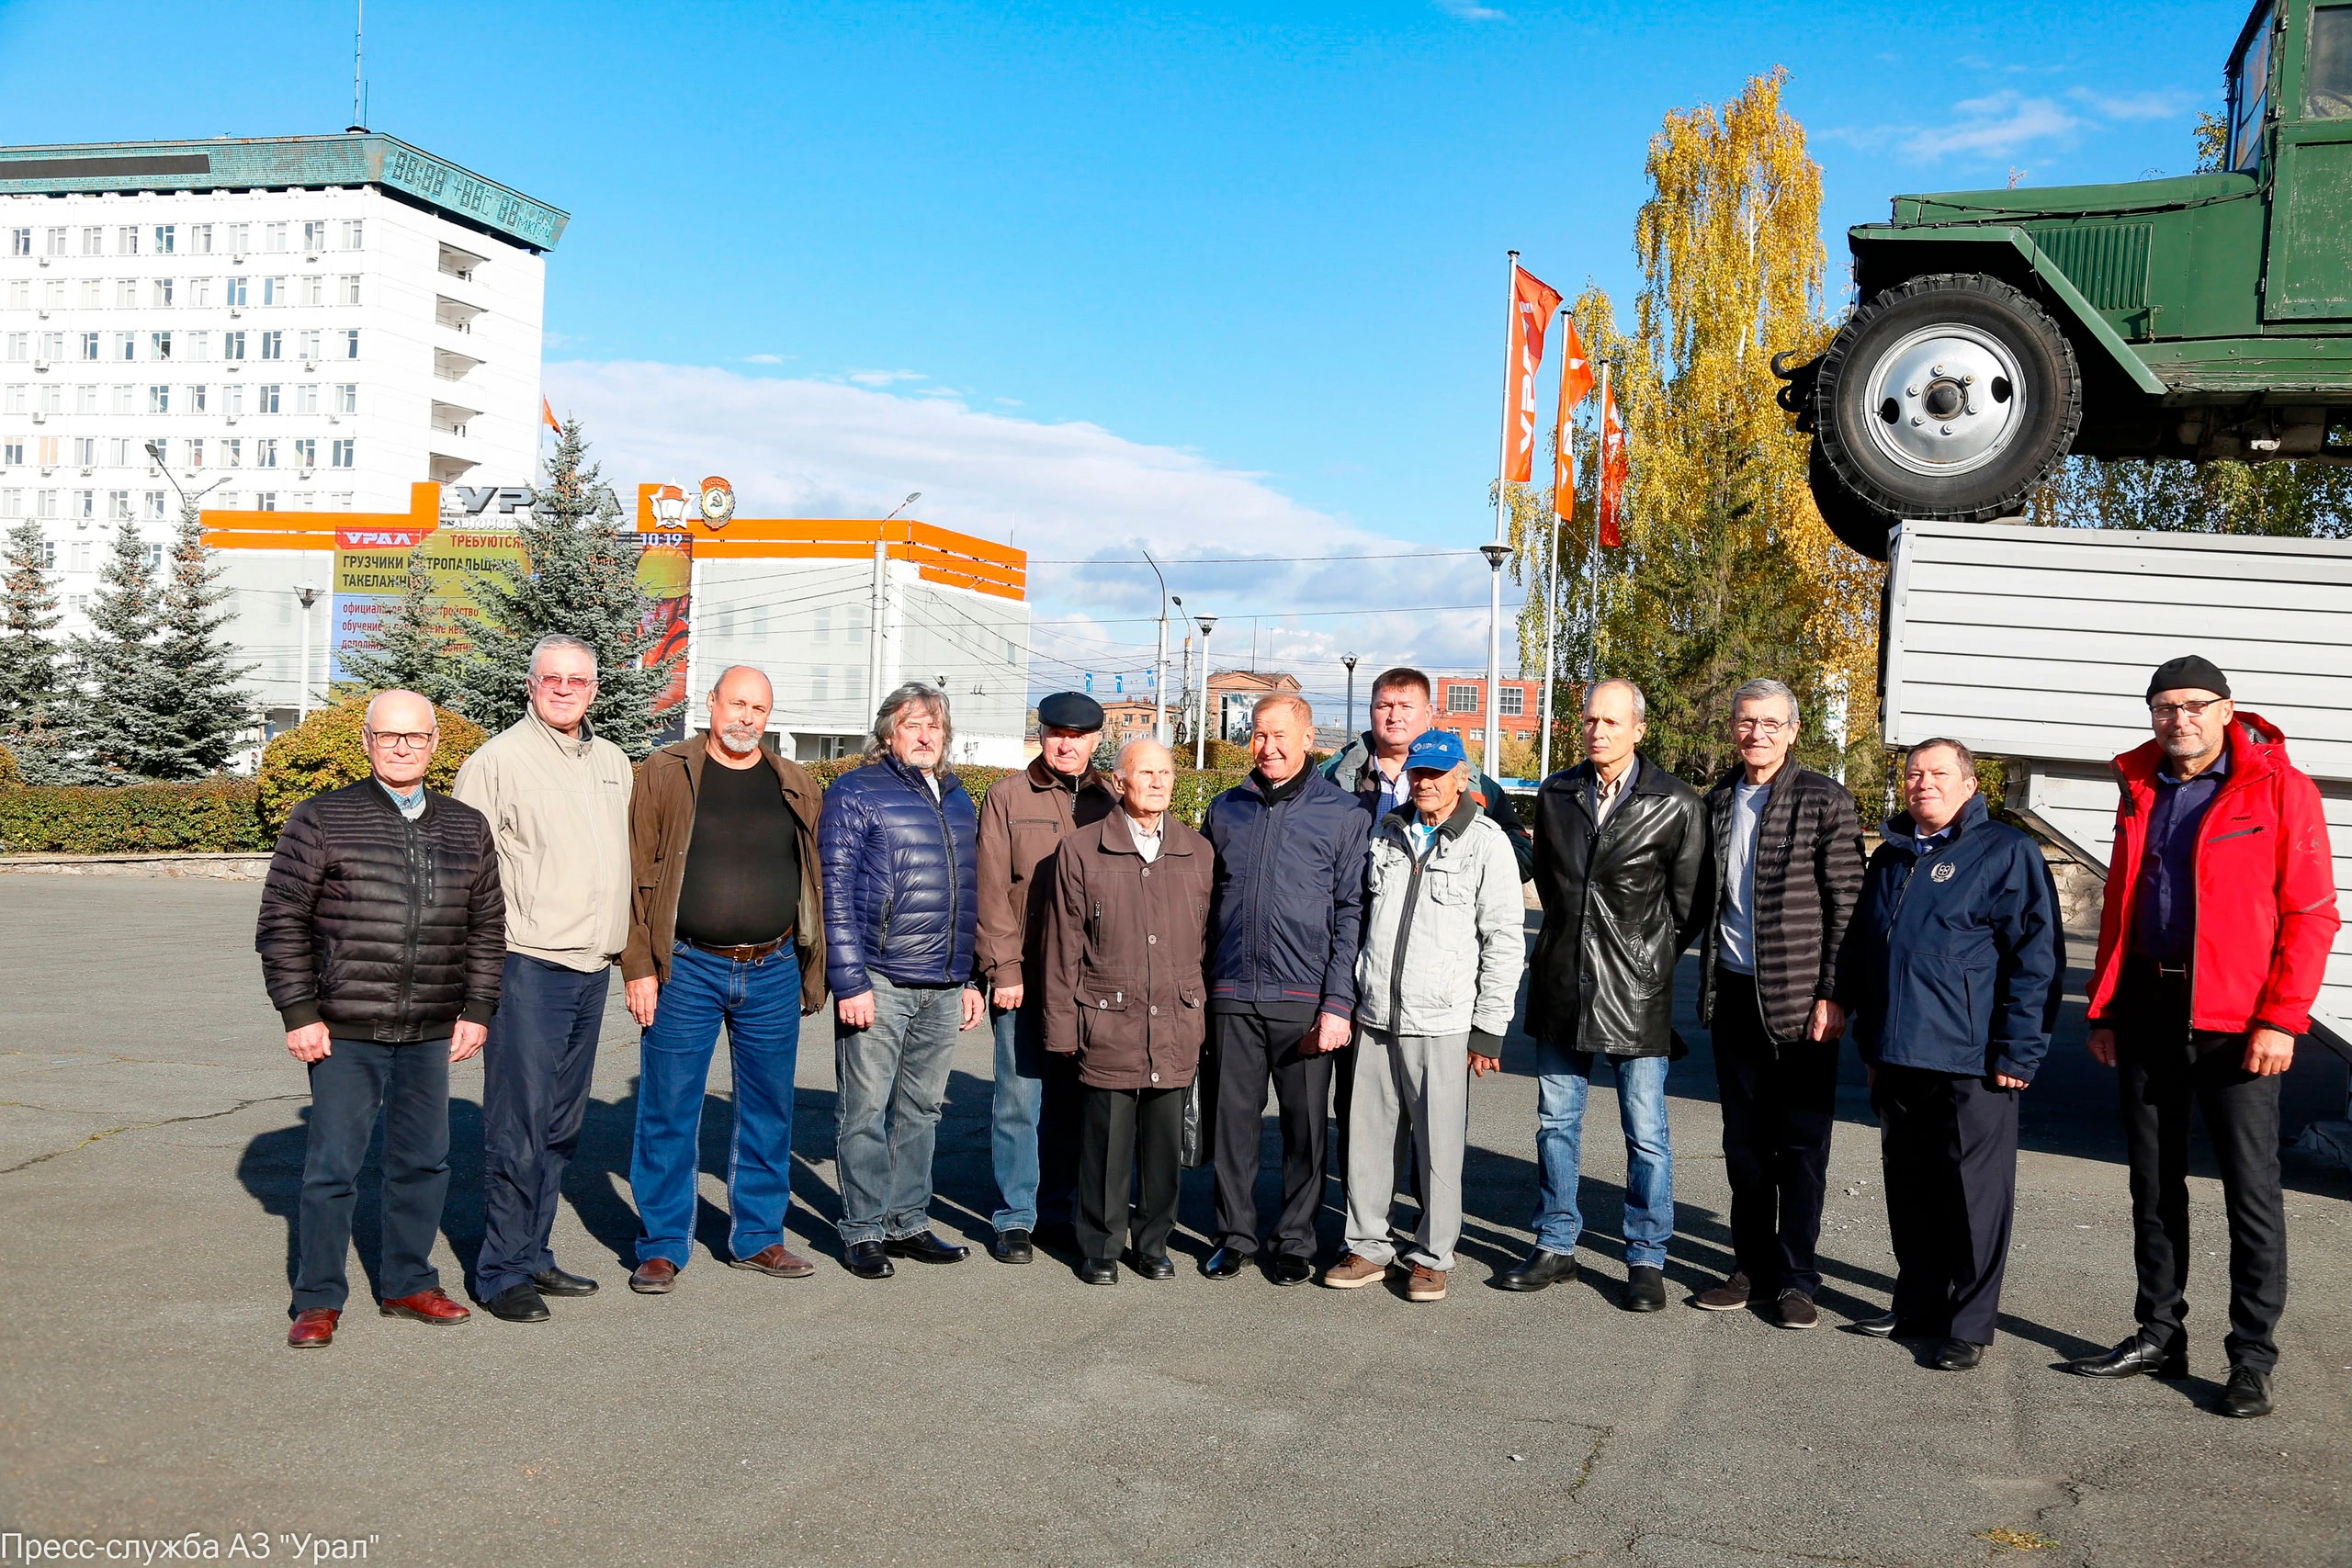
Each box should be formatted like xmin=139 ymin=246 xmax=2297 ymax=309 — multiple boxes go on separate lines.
xmin=0 ymin=132 xmax=563 ymax=715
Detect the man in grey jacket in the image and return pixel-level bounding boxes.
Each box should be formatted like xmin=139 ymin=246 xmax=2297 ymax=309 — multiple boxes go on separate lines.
xmin=452 ymin=635 xmax=634 ymax=1324
xmin=1322 ymin=728 xmax=1523 ymax=1303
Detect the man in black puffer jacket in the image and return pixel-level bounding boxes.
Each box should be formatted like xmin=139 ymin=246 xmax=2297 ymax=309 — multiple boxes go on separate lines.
xmin=256 ymin=690 xmax=506 ymax=1349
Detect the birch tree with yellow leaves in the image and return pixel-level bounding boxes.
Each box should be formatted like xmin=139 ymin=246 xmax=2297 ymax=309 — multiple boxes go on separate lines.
xmin=1517 ymin=69 xmax=1884 ymax=788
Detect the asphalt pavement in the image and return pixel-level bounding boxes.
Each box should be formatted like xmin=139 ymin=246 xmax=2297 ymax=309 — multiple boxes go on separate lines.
xmin=2 ymin=875 xmax=2348 ymax=1566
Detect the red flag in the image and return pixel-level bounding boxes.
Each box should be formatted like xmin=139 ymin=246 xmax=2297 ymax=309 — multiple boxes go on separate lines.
xmin=1553 ymin=316 xmax=1592 ymax=521
xmin=1597 ymin=375 xmax=1629 ymax=549
xmin=1503 ymin=264 xmax=1565 ymax=485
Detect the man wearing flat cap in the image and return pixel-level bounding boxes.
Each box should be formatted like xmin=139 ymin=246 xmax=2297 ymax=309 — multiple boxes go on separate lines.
xmin=2065 ymin=656 xmax=2339 ymax=1419
xmin=974 ymin=690 xmax=1117 ymax=1261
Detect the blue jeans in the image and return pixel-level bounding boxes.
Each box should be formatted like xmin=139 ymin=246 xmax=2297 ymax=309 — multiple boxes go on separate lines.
xmin=836 ymin=974 xmax=965 ymax=1245
xmin=294 ymin=1038 xmax=450 ymax=1313
xmin=630 ymin=942 xmax=802 ymax=1269
xmin=1532 ymin=1043 xmax=1674 ymax=1268
xmin=989 ymin=1000 xmax=1077 ymax=1234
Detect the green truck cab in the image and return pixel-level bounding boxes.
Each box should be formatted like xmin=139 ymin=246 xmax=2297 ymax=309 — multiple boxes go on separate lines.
xmin=1783 ymin=0 xmax=2352 ymax=558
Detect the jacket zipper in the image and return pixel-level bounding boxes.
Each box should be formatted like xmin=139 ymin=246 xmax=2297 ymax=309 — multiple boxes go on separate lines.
xmin=925 ymin=763 xmax=957 ymax=971
xmin=394 ymin=801 xmax=424 ymax=1038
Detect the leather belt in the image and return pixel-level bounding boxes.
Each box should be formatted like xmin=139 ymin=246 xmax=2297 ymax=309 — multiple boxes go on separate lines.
xmin=687 ymin=931 xmax=793 ymax=963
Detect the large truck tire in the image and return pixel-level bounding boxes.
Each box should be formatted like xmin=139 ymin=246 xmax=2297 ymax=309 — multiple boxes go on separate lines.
xmin=1813 ymin=272 xmax=2080 ymax=526
xmin=1806 ymin=443 xmax=1895 ymax=561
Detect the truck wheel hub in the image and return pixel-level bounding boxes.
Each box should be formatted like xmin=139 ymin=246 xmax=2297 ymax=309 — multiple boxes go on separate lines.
xmin=1862 ymin=326 xmax=2022 ymax=476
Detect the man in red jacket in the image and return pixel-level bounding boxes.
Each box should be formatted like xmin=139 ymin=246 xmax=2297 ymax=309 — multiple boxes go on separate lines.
xmin=2065 ymin=656 xmax=2340 ymax=1419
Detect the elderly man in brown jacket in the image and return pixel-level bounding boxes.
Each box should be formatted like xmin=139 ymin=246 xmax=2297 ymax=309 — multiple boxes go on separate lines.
xmin=974 ymin=691 xmax=1116 ymax=1262
xmin=620 ymin=666 xmax=828 ymax=1292
xmin=1043 ymin=737 xmax=1216 ymax=1284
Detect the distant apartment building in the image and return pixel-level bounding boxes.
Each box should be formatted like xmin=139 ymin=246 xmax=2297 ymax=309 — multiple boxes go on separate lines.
xmin=1428 ymin=674 xmax=1544 ymax=745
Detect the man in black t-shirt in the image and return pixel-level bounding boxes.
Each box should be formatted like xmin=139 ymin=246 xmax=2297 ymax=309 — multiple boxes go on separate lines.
xmin=621 ymin=666 xmax=830 ymax=1292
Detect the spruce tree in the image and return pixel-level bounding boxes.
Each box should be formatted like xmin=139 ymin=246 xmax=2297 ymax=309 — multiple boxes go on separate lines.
xmin=339 ymin=545 xmax=469 ymax=709
xmin=0 ymin=519 xmax=62 ymax=734
xmin=454 ymin=418 xmax=674 ymax=755
xmin=57 ymin=520 xmax=173 ymax=782
xmin=145 ymin=494 xmax=256 ymax=778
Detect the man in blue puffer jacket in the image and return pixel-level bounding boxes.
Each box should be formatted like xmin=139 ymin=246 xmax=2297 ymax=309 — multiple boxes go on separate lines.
xmin=1840 ymin=737 xmax=2065 ymax=1373
xmin=820 ymin=682 xmax=983 ymax=1280
xmin=1198 ymin=693 xmax=1372 ymax=1285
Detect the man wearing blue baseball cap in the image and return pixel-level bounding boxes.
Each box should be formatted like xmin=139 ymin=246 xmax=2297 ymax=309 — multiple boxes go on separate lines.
xmin=1324 ymin=728 xmax=1524 ymax=1302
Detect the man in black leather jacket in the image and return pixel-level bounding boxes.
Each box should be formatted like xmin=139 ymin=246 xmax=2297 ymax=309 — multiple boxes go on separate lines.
xmin=1497 ymin=678 xmax=1707 ymax=1311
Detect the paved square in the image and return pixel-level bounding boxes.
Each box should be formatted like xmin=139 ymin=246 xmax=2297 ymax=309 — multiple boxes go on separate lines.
xmin=2 ymin=876 xmax=2346 ymax=1565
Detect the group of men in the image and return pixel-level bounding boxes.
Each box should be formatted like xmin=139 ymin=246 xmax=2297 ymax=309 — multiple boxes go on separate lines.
xmin=255 ymin=644 xmax=2335 ymax=1419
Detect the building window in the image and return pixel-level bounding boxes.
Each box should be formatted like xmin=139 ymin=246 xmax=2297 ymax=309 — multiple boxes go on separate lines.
xmin=70 ymin=540 xmax=92 ymax=571
xmin=220 ymin=438 xmax=241 ymax=467
xmin=291 ymin=437 xmax=316 ymax=469
xmin=300 ymin=275 xmax=323 ymax=307
xmin=333 ymin=383 xmax=356 ymax=414
xmin=1498 ymin=685 xmax=1524 ymax=716
xmin=0 ymin=439 xmax=18 ymax=465
xmin=187 ymin=331 xmax=209 ymax=363
xmin=1445 ymin=683 xmax=1480 ymax=714
xmin=223 ymin=276 xmax=247 ymax=308
xmin=255 ymin=492 xmax=276 ymax=511
xmin=0 ymin=488 xmax=21 ymax=518
xmin=262 ymin=276 xmax=286 ymax=307
xmin=189 ymin=224 xmax=212 ymax=255
xmin=301 ymin=220 xmax=328 ymax=254
xmin=0 ymin=385 xmax=19 ymax=413
xmin=256 ymin=384 xmax=280 ymax=414
xmin=293 ymin=383 xmax=317 ymax=415
xmin=149 ymin=333 xmax=171 ymax=361
xmin=114 ymin=331 xmax=135 ymax=361
xmin=78 ymin=332 xmax=98 ymax=361
xmin=265 ymin=222 xmax=288 ymax=254
xmin=80 ymin=226 xmax=104 ymax=256
xmin=330 ymin=438 xmax=354 ymax=468
xmin=153 ymin=224 xmax=175 ymax=255
xmin=223 ymin=385 xmax=243 ymax=417
xmin=39 ymin=330 xmax=62 ymax=362
xmin=189 ymin=278 xmax=211 ymax=310
xmin=254 ymin=438 xmax=277 ymax=468
xmin=3 ymin=333 xmax=22 ymax=362
xmin=187 ymin=437 xmax=204 ymax=468
xmin=259 ymin=331 xmax=282 ymax=361
xmin=111 ymin=385 xmax=134 ymax=415
xmin=298 ymin=330 xmax=320 ymax=364
xmin=108 ymin=489 xmax=131 ymax=520
xmin=144 ymin=492 xmax=165 ymax=523
xmin=115 ymin=278 xmax=138 ymax=309
xmin=339 ymin=220 xmax=364 ymax=251
xmin=44 ymin=385 xmax=65 ymax=416
xmin=37 ymin=489 xmax=59 ymax=519
xmin=44 ymin=228 xmax=67 ymax=257
xmin=338 ymin=274 xmax=360 ymax=306
xmin=6 ymin=228 xmax=28 ymax=257
xmin=152 ymin=278 xmax=175 ymax=309
xmin=330 ymin=491 xmax=353 ymax=511
xmin=222 ymin=331 xmax=245 ymax=362
xmin=149 ymin=385 xmax=169 ymax=414
xmin=117 ymin=225 xmax=140 ymax=255
xmin=77 ymin=278 xmax=100 ymax=309
xmin=342 ymin=330 xmax=359 ymax=359
xmin=189 ymin=383 xmax=208 ymax=413
xmin=101 ymin=438 xmax=124 ymax=467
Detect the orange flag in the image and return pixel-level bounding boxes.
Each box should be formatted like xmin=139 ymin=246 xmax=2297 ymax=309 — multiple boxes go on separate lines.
xmin=1553 ymin=316 xmax=1593 ymax=520
xmin=542 ymin=397 xmax=561 ymax=434
xmin=1503 ymin=264 xmax=1565 ymax=484
xmin=1597 ymin=375 xmax=1629 ymax=549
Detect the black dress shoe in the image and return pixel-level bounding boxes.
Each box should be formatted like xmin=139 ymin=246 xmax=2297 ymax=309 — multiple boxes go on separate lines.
xmin=1933 ymin=1337 xmax=1985 ymax=1371
xmin=1266 ymin=1254 xmax=1315 ymax=1287
xmin=2221 ymin=1366 xmax=2273 ymax=1418
xmin=2064 ymin=1335 xmax=2188 ymax=1380
xmin=1494 ymin=1247 xmax=1579 ymax=1292
xmin=1076 ymin=1258 xmax=1119 ymax=1286
xmin=1621 ymin=1265 xmax=1668 ymax=1313
xmin=846 ymin=1241 xmax=895 ymax=1280
xmin=529 ymin=1267 xmax=598 ymax=1297
xmin=990 ymin=1229 xmax=1035 ymax=1265
xmin=1849 ymin=1312 xmax=1900 ymax=1338
xmin=1125 ymin=1250 xmax=1176 ymax=1280
xmin=484 ymin=1283 xmax=549 ymax=1323
xmin=884 ymin=1230 xmax=970 ymax=1265
xmin=1198 ymin=1247 xmax=1246 ymax=1280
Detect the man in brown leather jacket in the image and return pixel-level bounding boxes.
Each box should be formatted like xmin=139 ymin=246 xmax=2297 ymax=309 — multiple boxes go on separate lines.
xmin=1042 ymin=738 xmax=1216 ymax=1283
xmin=973 ymin=691 xmax=1115 ymax=1262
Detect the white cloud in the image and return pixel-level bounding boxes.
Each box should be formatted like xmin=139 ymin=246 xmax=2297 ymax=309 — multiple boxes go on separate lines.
xmin=737 ymin=352 xmax=791 ymax=365
xmin=1434 ymin=0 xmax=1505 ymax=18
xmin=543 ymin=360 xmax=1510 ymax=694
xmin=1897 ymin=91 xmax=2080 ymax=161
xmin=845 ymin=368 xmax=927 ymax=388
xmin=2068 ymin=85 xmax=2199 ymax=122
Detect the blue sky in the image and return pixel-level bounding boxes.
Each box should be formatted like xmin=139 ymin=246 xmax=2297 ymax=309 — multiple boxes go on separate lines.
xmin=0 ymin=0 xmax=2245 ymax=692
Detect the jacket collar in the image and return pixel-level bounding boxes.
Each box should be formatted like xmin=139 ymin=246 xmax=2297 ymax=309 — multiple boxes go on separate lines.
xmin=1250 ymin=765 xmax=1313 ymax=807
xmin=881 ymin=750 xmax=961 ymax=796
xmin=1025 ymin=753 xmax=1109 ymax=798
xmin=665 ymin=734 xmax=817 ymax=818
xmin=523 ymin=707 xmax=597 ymax=759
xmin=1382 ymin=788 xmax=1479 ymax=842
xmin=1880 ymin=791 xmax=1990 ymax=855
xmin=1102 ymin=807 xmax=1193 ymax=857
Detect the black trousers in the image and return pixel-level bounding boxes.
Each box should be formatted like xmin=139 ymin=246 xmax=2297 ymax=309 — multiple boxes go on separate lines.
xmin=1873 ymin=1062 xmax=2018 ymax=1346
xmin=1077 ymin=1084 xmax=1186 ymax=1262
xmin=1211 ymin=1010 xmax=1332 ymax=1258
xmin=476 ymin=953 xmax=608 ymax=1300
xmin=294 ymin=1038 xmax=451 ymax=1314
xmin=2113 ymin=965 xmax=2287 ymax=1373
xmin=1713 ymin=970 xmax=1838 ymax=1297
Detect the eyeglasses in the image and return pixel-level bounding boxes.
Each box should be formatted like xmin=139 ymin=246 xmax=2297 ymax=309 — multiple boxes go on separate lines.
xmin=533 ymin=673 xmax=596 ymax=692
xmin=364 ymin=728 xmax=437 ymax=751
xmin=1733 ymin=718 xmax=1791 ymax=735
xmin=2149 ymin=699 xmax=2220 ymax=721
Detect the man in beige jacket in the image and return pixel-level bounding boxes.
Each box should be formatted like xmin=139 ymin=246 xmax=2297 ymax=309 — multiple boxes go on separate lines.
xmin=452 ymin=634 xmax=633 ymax=1323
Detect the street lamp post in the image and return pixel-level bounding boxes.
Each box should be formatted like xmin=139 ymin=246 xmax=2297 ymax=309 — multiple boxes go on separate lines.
xmin=1341 ymin=653 xmax=1358 ymax=741
xmin=295 ymin=581 xmax=321 ymax=722
xmin=1141 ymin=547 xmax=1170 ymax=744
xmin=874 ymin=491 xmax=921 ymax=710
xmin=1479 ymin=540 xmax=1511 ymax=779
xmin=1192 ymin=613 xmax=1217 ymax=769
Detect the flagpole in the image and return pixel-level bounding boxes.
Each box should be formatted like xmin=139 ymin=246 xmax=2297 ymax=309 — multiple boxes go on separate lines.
xmin=1486 ymin=250 xmax=1518 ymax=780
xmin=1539 ymin=507 xmax=1558 ymax=781
xmin=1584 ymin=358 xmax=1610 ymax=691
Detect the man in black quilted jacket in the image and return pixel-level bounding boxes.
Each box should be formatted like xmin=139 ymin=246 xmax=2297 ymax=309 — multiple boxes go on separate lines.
xmin=255 ymin=689 xmax=507 ymax=1350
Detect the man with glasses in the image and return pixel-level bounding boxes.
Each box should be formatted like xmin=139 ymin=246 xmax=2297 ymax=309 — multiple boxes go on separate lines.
xmin=2065 ymin=657 xmax=2339 ymax=1418
xmin=259 ymin=690 xmax=507 ymax=1349
xmin=1690 ymin=680 xmax=1865 ymax=1329
xmin=452 ymin=635 xmax=634 ymax=1324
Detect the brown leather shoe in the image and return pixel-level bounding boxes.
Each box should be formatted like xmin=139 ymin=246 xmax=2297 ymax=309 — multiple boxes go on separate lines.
xmin=287 ymin=1307 xmax=339 ymax=1348
xmin=1321 ymin=1252 xmax=1389 ymax=1289
xmin=1691 ymin=1272 xmax=1753 ymax=1312
xmin=629 ymin=1258 xmax=680 ymax=1294
xmin=729 ymin=1243 xmax=817 ymax=1279
xmin=378 ymin=1287 xmax=469 ymax=1325
xmin=1406 ymin=1264 xmax=1448 ymax=1302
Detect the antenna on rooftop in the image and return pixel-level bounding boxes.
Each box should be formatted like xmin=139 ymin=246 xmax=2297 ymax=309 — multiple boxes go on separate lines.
xmin=347 ymin=0 xmax=368 ymax=133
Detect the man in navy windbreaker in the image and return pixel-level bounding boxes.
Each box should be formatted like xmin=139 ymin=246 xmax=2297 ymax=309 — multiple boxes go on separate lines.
xmin=820 ymin=682 xmax=983 ymax=1281
xmin=1839 ymin=738 xmax=2064 ymax=1372
xmin=1198 ymin=694 xmax=1371 ymax=1285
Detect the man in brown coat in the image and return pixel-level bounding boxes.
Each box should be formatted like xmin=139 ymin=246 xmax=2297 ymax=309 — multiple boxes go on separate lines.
xmin=1043 ymin=738 xmax=1216 ymax=1284
xmin=974 ymin=691 xmax=1115 ymax=1262
xmin=620 ymin=666 xmax=828 ymax=1292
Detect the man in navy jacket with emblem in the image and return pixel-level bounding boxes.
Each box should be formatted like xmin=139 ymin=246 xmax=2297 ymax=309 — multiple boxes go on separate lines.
xmin=1840 ymin=738 xmax=2064 ymax=1372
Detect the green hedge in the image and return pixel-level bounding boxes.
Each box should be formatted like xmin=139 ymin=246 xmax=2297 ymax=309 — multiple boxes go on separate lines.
xmin=0 ymin=778 xmax=269 ymax=853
